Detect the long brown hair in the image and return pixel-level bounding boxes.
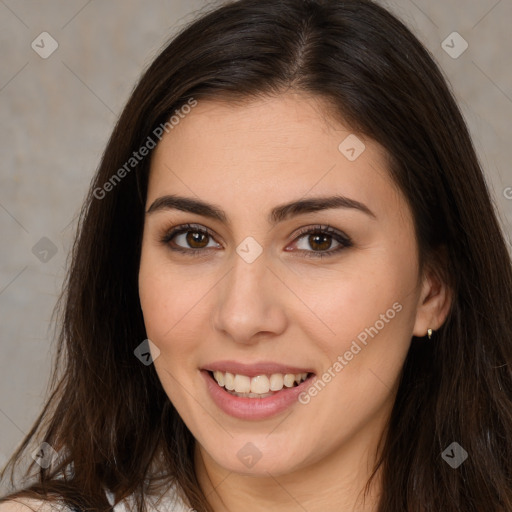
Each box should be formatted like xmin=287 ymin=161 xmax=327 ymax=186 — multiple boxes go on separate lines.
xmin=2 ymin=0 xmax=512 ymax=510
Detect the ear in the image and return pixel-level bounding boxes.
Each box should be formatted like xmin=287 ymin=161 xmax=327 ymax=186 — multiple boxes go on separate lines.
xmin=412 ymin=254 xmax=453 ymax=338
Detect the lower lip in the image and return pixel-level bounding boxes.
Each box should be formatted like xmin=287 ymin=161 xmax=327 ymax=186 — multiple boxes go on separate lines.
xmin=201 ymin=370 xmax=314 ymax=420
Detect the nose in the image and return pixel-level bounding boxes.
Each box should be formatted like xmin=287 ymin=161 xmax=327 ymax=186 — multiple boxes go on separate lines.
xmin=211 ymin=248 xmax=288 ymax=345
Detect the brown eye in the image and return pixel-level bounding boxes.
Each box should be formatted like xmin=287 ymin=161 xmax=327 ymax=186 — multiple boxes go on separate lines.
xmin=290 ymin=225 xmax=353 ymax=259
xmin=161 ymin=224 xmax=221 ymax=253
xmin=295 ymin=232 xmax=340 ymax=253
xmin=307 ymin=233 xmax=333 ymax=252
xmin=185 ymin=230 xmax=210 ymax=249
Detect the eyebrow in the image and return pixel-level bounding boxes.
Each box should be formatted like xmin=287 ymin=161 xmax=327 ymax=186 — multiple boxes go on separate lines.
xmin=146 ymin=193 xmax=376 ymax=225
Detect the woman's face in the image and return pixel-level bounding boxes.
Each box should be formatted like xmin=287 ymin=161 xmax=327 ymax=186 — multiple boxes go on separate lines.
xmin=138 ymin=92 xmax=444 ymax=478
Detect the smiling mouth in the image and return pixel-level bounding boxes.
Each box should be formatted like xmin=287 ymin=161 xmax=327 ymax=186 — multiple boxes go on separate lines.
xmin=208 ymin=370 xmax=313 ymax=398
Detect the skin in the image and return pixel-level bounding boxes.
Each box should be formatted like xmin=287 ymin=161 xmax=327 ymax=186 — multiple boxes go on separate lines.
xmin=138 ymin=92 xmax=452 ymax=512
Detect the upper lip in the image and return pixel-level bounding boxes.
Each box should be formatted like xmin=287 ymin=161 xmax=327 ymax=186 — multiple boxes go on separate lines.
xmin=202 ymin=360 xmax=314 ymax=378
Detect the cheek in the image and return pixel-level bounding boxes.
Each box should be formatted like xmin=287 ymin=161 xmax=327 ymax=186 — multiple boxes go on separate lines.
xmin=294 ymin=247 xmax=418 ymax=365
xmin=292 ymin=255 xmax=418 ymax=433
xmin=138 ymin=251 xmax=205 ymax=358
xmin=138 ymin=255 xmax=206 ymax=408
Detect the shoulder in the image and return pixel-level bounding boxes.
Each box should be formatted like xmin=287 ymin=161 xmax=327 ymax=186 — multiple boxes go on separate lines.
xmin=0 ymin=498 xmax=71 ymax=512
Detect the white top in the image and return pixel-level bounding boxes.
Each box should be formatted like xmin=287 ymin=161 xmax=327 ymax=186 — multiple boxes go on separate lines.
xmin=104 ymin=484 xmax=190 ymax=512
xmin=3 ymin=464 xmax=190 ymax=512
xmin=16 ymin=484 xmax=190 ymax=512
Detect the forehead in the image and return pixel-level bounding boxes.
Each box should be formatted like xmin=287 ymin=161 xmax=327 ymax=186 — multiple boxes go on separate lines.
xmin=147 ymin=93 xmax=405 ymax=224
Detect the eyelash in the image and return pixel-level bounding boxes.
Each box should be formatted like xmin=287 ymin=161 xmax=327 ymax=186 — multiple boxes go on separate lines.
xmin=159 ymin=223 xmax=353 ymax=259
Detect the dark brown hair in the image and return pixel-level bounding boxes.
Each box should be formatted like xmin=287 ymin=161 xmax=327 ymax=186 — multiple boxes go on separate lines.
xmin=2 ymin=0 xmax=512 ymax=510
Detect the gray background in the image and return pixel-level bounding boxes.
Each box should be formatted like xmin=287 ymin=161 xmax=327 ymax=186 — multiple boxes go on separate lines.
xmin=1 ymin=0 xmax=511 ymax=490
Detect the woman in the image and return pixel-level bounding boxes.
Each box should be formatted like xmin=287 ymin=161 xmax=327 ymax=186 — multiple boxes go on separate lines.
xmin=1 ymin=0 xmax=511 ymax=511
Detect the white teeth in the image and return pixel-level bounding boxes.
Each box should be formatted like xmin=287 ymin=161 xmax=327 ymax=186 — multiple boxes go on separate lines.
xmin=224 ymin=372 xmax=235 ymax=391
xmin=211 ymin=370 xmax=309 ymax=396
xmin=213 ymin=371 xmax=224 ymax=387
xmin=250 ymin=375 xmax=270 ymax=394
xmin=269 ymin=373 xmax=284 ymax=391
xmin=283 ymin=374 xmax=295 ymax=387
xmin=234 ymin=374 xmax=251 ymax=393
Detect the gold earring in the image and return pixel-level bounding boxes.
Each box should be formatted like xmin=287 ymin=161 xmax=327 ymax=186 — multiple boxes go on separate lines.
xmin=427 ymin=328 xmax=433 ymax=340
